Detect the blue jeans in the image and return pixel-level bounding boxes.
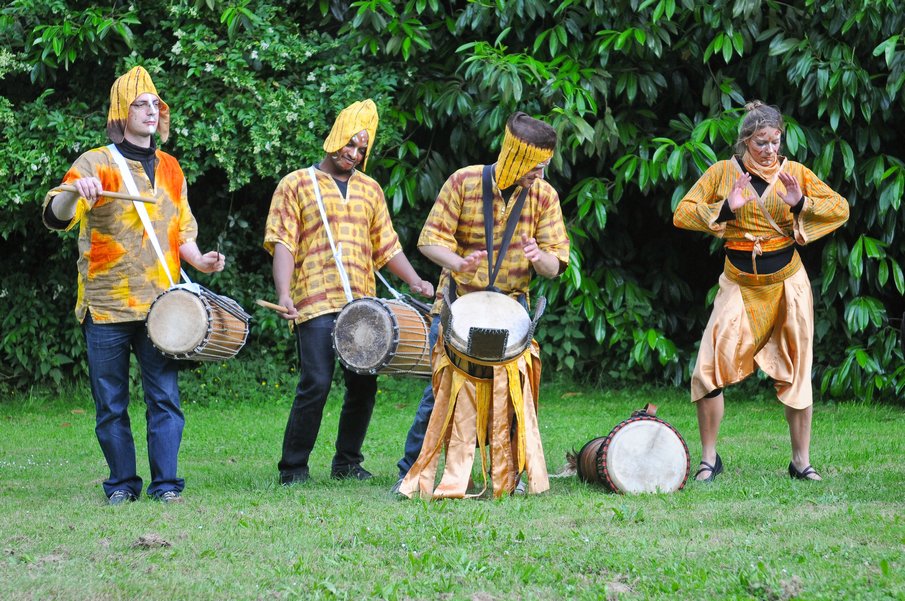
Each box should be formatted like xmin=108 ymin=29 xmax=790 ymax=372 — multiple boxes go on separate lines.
xmin=83 ymin=313 xmax=184 ymax=498
xmin=278 ymin=313 xmax=378 ymax=481
xmin=397 ymin=316 xmax=441 ymax=478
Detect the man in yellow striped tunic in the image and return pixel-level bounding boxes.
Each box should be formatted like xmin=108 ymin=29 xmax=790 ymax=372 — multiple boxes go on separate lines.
xmin=397 ymin=112 xmax=570 ymax=498
xmin=264 ymin=100 xmax=433 ymax=484
xmin=673 ymin=101 xmax=849 ymax=482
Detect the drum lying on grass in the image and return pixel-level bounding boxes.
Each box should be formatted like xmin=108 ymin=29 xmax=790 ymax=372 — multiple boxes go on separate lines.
xmin=146 ymin=284 xmax=251 ymax=361
xmin=576 ymin=404 xmax=690 ymax=494
xmin=333 ymin=297 xmax=431 ymax=377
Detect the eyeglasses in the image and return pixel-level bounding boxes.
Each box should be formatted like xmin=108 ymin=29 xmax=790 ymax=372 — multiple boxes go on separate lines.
xmin=130 ymin=100 xmax=161 ymax=112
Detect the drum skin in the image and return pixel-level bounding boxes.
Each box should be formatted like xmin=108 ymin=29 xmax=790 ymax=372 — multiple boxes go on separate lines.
xmin=333 ymin=298 xmax=431 ymax=377
xmin=446 ymin=291 xmax=531 ymax=362
xmin=577 ymin=415 xmax=690 ymax=494
xmin=147 ymin=289 xmax=210 ymax=353
xmin=146 ymin=287 xmax=249 ymax=361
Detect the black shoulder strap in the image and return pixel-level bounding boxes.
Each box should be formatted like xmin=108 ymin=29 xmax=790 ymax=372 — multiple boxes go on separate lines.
xmin=482 ymin=165 xmax=496 ymax=286
xmin=482 ymin=164 xmax=530 ymax=290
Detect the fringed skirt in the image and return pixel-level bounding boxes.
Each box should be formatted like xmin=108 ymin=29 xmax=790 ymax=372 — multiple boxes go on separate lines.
xmin=399 ymin=328 xmax=549 ymax=499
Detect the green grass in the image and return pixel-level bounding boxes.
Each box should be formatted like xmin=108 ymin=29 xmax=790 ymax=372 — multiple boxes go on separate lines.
xmin=1 ymin=365 xmax=903 ymax=600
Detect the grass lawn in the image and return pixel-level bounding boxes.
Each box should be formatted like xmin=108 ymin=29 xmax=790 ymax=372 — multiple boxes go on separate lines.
xmin=1 ymin=363 xmax=903 ymax=600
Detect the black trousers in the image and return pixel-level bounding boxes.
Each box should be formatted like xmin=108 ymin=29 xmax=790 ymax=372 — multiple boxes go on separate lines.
xmin=278 ymin=313 xmax=378 ymax=479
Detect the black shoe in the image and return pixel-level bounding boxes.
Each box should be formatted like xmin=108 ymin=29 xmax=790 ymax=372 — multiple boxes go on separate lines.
xmin=108 ymin=490 xmax=136 ymax=506
xmin=155 ymin=491 xmax=184 ymax=504
xmin=280 ymin=469 xmax=310 ymax=485
xmin=390 ymin=477 xmax=404 ymax=495
xmin=695 ymin=453 xmax=724 ymax=482
xmin=331 ymin=464 xmax=373 ymax=480
xmin=788 ymin=462 xmax=821 ymax=480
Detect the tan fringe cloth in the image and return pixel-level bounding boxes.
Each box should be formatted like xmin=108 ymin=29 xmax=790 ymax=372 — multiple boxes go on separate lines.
xmin=399 ymin=329 xmax=549 ymax=499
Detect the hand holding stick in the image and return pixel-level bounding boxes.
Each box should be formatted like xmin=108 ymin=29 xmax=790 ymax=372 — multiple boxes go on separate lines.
xmin=55 ymin=184 xmax=156 ymax=204
xmin=256 ymin=299 xmax=290 ymax=314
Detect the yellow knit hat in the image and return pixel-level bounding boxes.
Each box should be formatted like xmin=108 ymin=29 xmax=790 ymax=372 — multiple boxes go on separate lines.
xmin=495 ymin=113 xmax=555 ymax=190
xmin=323 ymin=99 xmax=379 ymax=171
xmin=106 ymin=66 xmax=170 ymax=144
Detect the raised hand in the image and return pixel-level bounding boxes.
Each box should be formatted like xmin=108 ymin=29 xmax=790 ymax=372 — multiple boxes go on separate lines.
xmin=727 ymin=172 xmax=752 ymax=211
xmin=457 ymin=250 xmax=488 ymax=273
xmin=777 ymin=171 xmax=803 ymax=207
xmin=521 ymin=233 xmax=543 ymax=263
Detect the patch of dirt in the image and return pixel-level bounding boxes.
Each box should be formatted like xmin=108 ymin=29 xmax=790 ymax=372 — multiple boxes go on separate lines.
xmin=33 ymin=552 xmax=67 ymax=568
xmin=131 ymin=534 xmax=171 ymax=549
xmin=471 ymin=594 xmax=497 ymax=601
xmin=779 ymin=575 xmax=803 ymax=600
xmin=606 ymin=580 xmax=634 ymax=600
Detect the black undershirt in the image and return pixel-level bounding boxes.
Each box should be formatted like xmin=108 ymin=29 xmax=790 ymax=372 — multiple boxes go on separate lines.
xmin=44 ymin=140 xmax=159 ymax=229
xmin=117 ymin=138 xmax=158 ymax=188
xmin=718 ymin=157 xmax=805 ymax=275
xmin=314 ymin=163 xmax=349 ymax=197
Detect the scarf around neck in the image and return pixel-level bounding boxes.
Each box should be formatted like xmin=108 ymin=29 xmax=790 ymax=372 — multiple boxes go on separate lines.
xmin=741 ymin=151 xmax=783 ymax=183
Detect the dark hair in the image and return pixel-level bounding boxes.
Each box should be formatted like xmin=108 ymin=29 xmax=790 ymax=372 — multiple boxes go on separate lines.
xmin=507 ymin=111 xmax=557 ymax=149
xmin=735 ymin=101 xmax=785 ymax=155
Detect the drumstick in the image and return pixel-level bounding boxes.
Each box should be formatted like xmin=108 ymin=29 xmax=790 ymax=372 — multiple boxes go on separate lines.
xmin=55 ymin=184 xmax=156 ymax=204
xmin=255 ymin=299 xmax=290 ymax=314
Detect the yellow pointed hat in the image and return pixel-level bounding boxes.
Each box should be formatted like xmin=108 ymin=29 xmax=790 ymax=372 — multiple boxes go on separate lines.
xmin=106 ymin=66 xmax=170 ymax=144
xmin=323 ymin=99 xmax=379 ymax=171
xmin=496 ymin=113 xmax=556 ymax=190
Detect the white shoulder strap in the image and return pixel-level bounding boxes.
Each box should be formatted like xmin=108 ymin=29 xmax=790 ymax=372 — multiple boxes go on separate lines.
xmin=107 ymin=144 xmax=190 ymax=287
xmin=376 ymin=270 xmax=402 ymax=300
xmin=308 ymin=166 xmax=353 ymax=303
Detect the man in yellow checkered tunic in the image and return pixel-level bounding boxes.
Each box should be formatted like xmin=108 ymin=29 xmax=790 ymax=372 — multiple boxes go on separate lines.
xmin=396 ymin=112 xmax=570 ymax=499
xmin=43 ymin=66 xmax=225 ymax=505
xmin=673 ymin=101 xmax=849 ymax=483
xmin=264 ymin=100 xmax=434 ymax=484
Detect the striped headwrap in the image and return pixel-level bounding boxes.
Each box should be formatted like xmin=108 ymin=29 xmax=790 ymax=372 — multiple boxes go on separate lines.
xmin=106 ymin=66 xmax=170 ymax=143
xmin=323 ymin=99 xmax=379 ymax=171
xmin=495 ymin=112 xmax=556 ymax=190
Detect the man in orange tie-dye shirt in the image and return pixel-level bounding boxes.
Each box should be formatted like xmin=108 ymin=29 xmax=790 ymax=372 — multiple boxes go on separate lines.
xmin=264 ymin=99 xmax=433 ymax=485
xmin=43 ymin=66 xmax=225 ymax=505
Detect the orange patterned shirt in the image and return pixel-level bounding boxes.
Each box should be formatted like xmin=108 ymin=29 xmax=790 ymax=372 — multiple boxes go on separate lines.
xmin=42 ymin=146 xmax=198 ymax=323
xmin=263 ymin=167 xmax=403 ymax=323
xmin=419 ymin=164 xmax=570 ymax=312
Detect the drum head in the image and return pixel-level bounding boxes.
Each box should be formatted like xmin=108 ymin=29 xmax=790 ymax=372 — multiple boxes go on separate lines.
xmin=601 ymin=419 xmax=689 ymax=494
xmin=333 ymin=298 xmax=395 ymax=372
xmin=146 ymin=289 xmax=209 ymax=354
xmin=448 ymin=291 xmax=530 ymax=360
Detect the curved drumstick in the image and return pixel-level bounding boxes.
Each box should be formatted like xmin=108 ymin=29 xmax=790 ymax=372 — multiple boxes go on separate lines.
xmin=255 ymin=299 xmax=290 ymax=314
xmin=55 ymin=184 xmax=157 ymax=204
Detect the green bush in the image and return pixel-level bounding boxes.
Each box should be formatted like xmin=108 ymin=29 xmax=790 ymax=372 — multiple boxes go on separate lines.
xmin=2 ymin=0 xmax=904 ymax=401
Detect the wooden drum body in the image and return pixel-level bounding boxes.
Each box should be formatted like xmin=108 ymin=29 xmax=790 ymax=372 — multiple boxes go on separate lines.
xmin=146 ymin=285 xmax=251 ymax=361
xmin=577 ymin=405 xmax=690 ymax=494
xmin=333 ymin=297 xmax=431 ymax=377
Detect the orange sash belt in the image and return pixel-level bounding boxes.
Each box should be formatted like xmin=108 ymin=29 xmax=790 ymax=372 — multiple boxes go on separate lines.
xmin=724 ymin=236 xmax=793 ymax=275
